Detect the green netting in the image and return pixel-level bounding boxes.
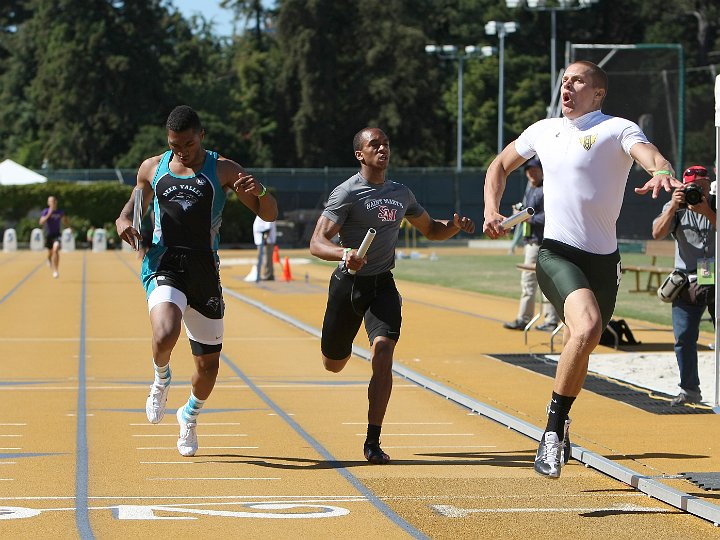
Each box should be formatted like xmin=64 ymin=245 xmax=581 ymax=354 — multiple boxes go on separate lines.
xmin=564 ymin=43 xmax=684 ymax=171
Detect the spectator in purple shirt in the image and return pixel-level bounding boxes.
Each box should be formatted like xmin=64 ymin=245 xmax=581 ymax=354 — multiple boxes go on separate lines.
xmin=39 ymin=195 xmax=69 ymax=278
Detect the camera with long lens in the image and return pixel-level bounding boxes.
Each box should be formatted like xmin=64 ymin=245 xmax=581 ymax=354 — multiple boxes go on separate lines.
xmin=680 ymin=183 xmax=703 ymax=208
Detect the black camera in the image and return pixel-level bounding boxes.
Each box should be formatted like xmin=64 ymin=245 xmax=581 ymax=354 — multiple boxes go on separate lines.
xmin=680 ymin=183 xmax=703 ymax=207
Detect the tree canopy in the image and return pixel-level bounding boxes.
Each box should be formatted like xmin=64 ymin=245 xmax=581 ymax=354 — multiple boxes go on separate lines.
xmin=0 ymin=0 xmax=717 ymax=170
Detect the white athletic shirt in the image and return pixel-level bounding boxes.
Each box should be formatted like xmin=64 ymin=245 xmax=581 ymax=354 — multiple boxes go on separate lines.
xmin=515 ymin=110 xmax=649 ymax=254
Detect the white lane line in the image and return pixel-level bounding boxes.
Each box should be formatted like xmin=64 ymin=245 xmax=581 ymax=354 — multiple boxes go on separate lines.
xmin=0 ymin=448 xmax=21 ymax=450
xmin=0 ymin=492 xmax=653 ymax=501
xmin=133 ymin=434 xmax=247 ymax=438
xmin=0 ymin=337 xmax=315 ymax=343
xmin=0 ymin=423 xmax=26 ymax=426
xmin=0 ymin=462 xmax=17 ymax=465
xmin=354 ymin=433 xmax=474 ymax=436
xmin=136 ymin=447 xmax=259 ymax=452
xmin=141 ymin=461 xmax=202 ymax=464
xmin=130 ymin=423 xmax=244 ymax=426
xmin=0 ymin=384 xmax=418 ymax=391
xmin=431 ymin=504 xmax=670 ymax=517
xmin=383 ymin=445 xmax=495 ymax=449
xmin=222 ymin=337 xmax=317 ymax=341
xmin=147 ymin=477 xmax=281 ymax=481
xmin=343 ymin=422 xmax=452 ymax=425
xmin=0 ymin=435 xmax=22 ymax=438
xmin=0 ymin=495 xmax=365 ymax=501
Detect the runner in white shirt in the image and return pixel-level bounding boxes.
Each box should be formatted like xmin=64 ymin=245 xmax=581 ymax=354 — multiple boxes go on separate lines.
xmin=483 ymin=60 xmax=683 ymax=479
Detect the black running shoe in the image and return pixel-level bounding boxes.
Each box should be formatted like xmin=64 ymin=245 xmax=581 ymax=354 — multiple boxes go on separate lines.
xmin=364 ymin=442 xmax=390 ymax=465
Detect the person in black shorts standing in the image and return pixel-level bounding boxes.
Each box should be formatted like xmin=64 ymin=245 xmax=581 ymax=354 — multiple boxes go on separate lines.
xmin=115 ymin=105 xmax=278 ymax=457
xmin=310 ymin=127 xmax=475 ymax=464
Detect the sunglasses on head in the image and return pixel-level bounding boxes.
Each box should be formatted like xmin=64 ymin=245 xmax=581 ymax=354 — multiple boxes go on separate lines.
xmin=683 ymin=168 xmax=708 ymax=179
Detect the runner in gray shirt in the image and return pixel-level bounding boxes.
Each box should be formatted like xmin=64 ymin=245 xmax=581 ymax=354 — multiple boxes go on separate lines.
xmin=310 ymin=127 xmax=475 ymax=464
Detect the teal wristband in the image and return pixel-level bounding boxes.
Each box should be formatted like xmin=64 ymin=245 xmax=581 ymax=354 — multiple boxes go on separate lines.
xmin=653 ymin=170 xmax=672 ymax=176
xmin=258 ymin=185 xmax=267 ymax=197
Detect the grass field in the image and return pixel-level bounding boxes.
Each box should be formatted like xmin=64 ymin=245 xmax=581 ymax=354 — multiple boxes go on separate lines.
xmin=313 ymin=245 xmax=712 ymax=331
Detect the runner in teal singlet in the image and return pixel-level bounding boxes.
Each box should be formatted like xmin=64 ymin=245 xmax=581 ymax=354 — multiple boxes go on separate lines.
xmin=115 ymin=105 xmax=278 ymax=457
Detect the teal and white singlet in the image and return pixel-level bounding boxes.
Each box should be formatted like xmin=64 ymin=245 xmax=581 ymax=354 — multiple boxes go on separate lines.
xmin=141 ymin=150 xmax=226 ymax=301
xmin=149 ymin=150 xmax=226 ymax=250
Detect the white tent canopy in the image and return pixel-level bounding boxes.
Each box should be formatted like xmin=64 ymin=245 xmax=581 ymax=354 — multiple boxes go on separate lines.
xmin=0 ymin=159 xmax=47 ymax=185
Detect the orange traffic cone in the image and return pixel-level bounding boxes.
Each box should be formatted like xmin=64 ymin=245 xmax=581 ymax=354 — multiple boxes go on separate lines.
xmin=272 ymin=245 xmax=280 ymax=264
xmin=282 ymin=256 xmax=293 ymax=281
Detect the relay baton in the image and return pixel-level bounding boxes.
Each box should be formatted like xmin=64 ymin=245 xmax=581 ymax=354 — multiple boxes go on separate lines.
xmin=500 ymin=207 xmax=534 ymax=230
xmin=348 ymin=228 xmax=376 ymax=275
xmin=132 ymin=188 xmax=143 ymax=251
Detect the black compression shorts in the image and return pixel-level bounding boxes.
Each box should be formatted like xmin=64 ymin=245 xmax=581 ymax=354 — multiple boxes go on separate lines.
xmin=321 ymin=267 xmax=402 ymax=361
xmin=536 ymin=239 xmax=621 ymax=328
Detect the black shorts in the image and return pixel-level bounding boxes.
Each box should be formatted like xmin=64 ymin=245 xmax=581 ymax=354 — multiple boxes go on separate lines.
xmin=321 ymin=267 xmax=402 ymax=361
xmin=141 ymin=246 xmax=224 ymax=320
xmin=45 ymin=233 xmax=61 ymax=250
xmin=536 ymin=239 xmax=621 ymax=328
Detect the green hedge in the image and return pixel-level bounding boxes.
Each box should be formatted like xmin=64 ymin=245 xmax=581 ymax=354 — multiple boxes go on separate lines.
xmin=0 ymin=182 xmax=255 ymax=246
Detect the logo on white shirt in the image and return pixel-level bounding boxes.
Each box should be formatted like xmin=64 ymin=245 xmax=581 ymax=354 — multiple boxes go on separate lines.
xmin=580 ymin=134 xmax=597 ymax=151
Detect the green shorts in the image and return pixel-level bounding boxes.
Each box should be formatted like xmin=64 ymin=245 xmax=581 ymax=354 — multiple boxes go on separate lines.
xmin=536 ymin=239 xmax=621 ymax=328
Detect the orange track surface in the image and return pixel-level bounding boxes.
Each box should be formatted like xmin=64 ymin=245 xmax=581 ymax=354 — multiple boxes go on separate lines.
xmin=0 ymin=249 xmax=717 ymax=539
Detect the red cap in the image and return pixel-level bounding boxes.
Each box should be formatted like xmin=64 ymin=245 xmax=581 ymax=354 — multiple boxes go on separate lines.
xmin=683 ymin=165 xmax=709 ymax=184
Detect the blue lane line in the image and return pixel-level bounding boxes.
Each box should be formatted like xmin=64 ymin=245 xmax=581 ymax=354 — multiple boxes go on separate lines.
xmin=0 ymin=261 xmax=44 ymax=305
xmin=220 ymin=352 xmax=429 ymax=540
xmin=75 ymin=253 xmax=94 ymax=539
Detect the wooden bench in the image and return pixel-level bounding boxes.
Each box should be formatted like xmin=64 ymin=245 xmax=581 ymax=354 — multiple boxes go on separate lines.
xmin=621 ymin=240 xmax=675 ymax=293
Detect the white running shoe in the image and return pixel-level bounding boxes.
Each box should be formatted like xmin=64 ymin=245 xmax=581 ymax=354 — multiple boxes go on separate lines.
xmin=176 ymin=407 xmax=198 ymax=457
xmin=534 ymin=431 xmax=562 ymax=478
xmin=145 ymin=382 xmax=169 ymax=424
xmin=546 ymin=402 xmax=572 ymax=465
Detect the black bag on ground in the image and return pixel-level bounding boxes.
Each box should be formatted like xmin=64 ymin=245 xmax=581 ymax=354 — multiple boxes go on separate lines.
xmin=599 ymin=318 xmax=640 ymax=347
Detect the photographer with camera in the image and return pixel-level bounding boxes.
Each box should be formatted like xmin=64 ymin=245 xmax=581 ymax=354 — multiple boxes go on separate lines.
xmin=652 ymin=165 xmax=716 ymax=406
xmin=503 ymin=158 xmax=559 ymax=332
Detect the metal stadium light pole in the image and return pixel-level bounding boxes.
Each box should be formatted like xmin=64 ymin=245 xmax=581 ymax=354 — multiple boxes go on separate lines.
xmin=425 ymin=44 xmax=495 ymax=173
xmin=485 ymin=21 xmax=518 ymax=154
xmin=715 ymin=73 xmax=720 ymax=412
xmin=505 ymin=0 xmax=600 ymax=102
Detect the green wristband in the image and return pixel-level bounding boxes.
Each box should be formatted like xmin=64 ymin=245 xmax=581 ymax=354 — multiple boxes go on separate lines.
xmin=258 ymin=184 xmax=267 ymax=197
xmin=653 ymin=170 xmax=672 ymax=176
